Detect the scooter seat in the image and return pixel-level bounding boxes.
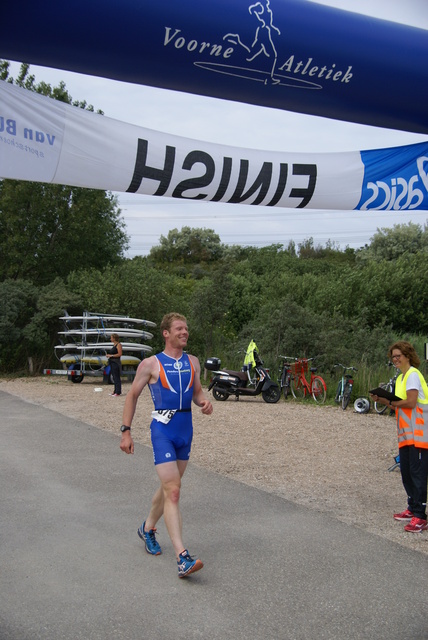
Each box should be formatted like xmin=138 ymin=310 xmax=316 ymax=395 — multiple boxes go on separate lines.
xmin=224 ymin=369 xmax=248 ymax=382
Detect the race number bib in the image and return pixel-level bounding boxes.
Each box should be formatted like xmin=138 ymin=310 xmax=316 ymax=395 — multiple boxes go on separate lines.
xmin=151 ymin=409 xmax=177 ymax=424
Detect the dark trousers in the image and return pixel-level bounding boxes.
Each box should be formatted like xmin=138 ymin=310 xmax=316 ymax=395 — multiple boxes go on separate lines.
xmin=110 ymin=362 xmax=122 ymax=395
xmin=399 ymin=445 xmax=428 ymax=519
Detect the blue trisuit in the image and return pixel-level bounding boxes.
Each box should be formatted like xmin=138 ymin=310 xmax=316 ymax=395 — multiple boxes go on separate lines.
xmin=148 ymin=352 xmax=195 ymax=465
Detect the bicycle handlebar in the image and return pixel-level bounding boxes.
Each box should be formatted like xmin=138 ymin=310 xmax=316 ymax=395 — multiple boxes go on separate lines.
xmin=333 ymin=363 xmax=358 ymax=372
xmin=279 ymin=355 xmax=316 ymax=362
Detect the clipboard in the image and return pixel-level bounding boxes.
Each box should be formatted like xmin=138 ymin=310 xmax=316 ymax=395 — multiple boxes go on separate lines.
xmin=369 ymin=387 xmax=401 ymax=402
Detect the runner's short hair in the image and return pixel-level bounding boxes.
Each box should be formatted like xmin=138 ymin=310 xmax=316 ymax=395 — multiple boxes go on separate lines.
xmin=160 ymin=312 xmax=187 ymax=335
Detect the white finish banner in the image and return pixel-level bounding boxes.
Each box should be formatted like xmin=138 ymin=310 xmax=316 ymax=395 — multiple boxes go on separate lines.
xmin=1 ymin=81 xmax=428 ymax=211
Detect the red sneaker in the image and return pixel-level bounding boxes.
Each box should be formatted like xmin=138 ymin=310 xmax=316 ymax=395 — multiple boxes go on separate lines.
xmin=393 ymin=509 xmax=414 ymax=521
xmin=404 ymin=517 xmax=428 ymax=532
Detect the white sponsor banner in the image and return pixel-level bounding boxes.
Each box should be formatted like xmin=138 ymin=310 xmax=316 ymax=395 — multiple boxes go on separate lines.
xmin=1 ymin=81 xmax=427 ymax=210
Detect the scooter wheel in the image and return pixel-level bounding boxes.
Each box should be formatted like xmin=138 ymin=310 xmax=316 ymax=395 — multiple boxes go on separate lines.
xmin=212 ymin=387 xmax=230 ymax=401
xmin=262 ymin=386 xmax=281 ymax=403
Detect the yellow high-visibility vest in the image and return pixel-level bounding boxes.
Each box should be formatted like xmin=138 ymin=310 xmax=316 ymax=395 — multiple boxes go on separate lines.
xmin=244 ymin=340 xmax=258 ymax=368
xmin=395 ymin=367 xmax=428 ymax=449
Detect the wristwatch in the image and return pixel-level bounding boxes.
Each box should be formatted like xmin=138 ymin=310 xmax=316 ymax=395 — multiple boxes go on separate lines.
xmin=120 ymin=425 xmax=131 ymax=433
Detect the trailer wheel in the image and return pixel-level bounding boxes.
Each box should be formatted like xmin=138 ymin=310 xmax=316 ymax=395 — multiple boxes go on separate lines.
xmin=69 ymin=364 xmax=84 ymax=383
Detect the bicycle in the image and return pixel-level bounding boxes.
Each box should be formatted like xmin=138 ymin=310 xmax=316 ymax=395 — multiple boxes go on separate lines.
xmin=277 ymin=355 xmax=294 ymax=400
xmin=373 ymin=363 xmax=399 ymax=415
xmin=333 ymin=364 xmax=357 ymax=410
xmin=289 ymin=357 xmax=327 ymax=404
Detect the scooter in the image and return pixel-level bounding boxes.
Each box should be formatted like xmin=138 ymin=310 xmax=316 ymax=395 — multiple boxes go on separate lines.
xmin=205 ymin=350 xmax=281 ymax=403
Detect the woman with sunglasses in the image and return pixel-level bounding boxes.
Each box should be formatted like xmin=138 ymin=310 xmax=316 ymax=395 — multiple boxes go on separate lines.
xmin=372 ymin=341 xmax=428 ymax=533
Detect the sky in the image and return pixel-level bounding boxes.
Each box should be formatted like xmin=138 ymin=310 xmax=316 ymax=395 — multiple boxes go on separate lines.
xmin=6 ymin=0 xmax=428 ymax=257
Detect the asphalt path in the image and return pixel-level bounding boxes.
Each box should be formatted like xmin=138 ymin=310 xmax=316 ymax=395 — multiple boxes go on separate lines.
xmin=2 ymin=390 xmax=428 ymax=640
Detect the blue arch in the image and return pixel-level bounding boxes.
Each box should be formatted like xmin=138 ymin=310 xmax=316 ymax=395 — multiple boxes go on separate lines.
xmin=1 ymin=0 xmax=427 ymax=133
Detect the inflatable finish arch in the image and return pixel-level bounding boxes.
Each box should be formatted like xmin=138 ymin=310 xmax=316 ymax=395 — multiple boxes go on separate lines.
xmin=0 ymin=0 xmax=427 ymax=134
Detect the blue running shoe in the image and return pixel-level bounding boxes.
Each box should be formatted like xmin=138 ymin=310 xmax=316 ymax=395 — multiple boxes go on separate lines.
xmin=137 ymin=521 xmax=162 ymax=555
xmin=177 ymin=549 xmax=203 ymax=578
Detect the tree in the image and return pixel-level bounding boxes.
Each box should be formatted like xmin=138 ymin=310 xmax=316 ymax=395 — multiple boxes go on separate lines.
xmin=358 ymin=222 xmax=428 ymax=262
xmin=66 ymin=257 xmax=188 ymax=352
xmin=0 ymin=278 xmax=82 ymax=373
xmin=22 ymin=278 xmax=83 ymax=362
xmin=0 ymin=181 xmax=128 ymax=284
xmin=0 ymin=60 xmax=102 ymax=112
xmin=0 ymin=61 xmax=129 ymax=285
xmin=149 ymin=227 xmax=224 ymax=267
xmin=189 ymin=266 xmax=232 ymax=356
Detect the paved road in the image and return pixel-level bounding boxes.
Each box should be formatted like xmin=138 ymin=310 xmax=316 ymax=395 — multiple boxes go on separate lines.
xmin=2 ymin=390 xmax=428 ymax=640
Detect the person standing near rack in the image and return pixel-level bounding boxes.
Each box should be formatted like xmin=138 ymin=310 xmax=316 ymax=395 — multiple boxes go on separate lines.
xmin=371 ymin=341 xmax=428 ymax=532
xmin=107 ymin=333 xmax=122 ymax=397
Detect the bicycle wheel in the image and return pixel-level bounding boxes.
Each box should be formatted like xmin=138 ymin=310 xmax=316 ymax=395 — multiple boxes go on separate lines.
xmin=341 ymin=383 xmax=352 ymax=410
xmin=291 ymin=375 xmax=306 ymax=399
xmin=311 ymin=376 xmax=327 ymax=404
xmin=374 ymin=383 xmax=392 ymax=415
xmin=282 ymin=372 xmax=291 ymax=400
xmin=334 ymin=381 xmax=342 ymax=404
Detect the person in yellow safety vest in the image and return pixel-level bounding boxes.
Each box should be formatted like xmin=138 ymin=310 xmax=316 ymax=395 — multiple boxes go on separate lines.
xmin=371 ymin=341 xmax=428 ymax=533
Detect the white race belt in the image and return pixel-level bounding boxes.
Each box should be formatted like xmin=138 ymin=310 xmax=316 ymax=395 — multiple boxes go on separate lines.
xmin=151 ymin=409 xmax=177 ymax=424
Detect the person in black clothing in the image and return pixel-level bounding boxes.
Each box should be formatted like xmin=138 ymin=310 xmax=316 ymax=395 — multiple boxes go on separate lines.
xmin=107 ymin=333 xmax=122 ymax=396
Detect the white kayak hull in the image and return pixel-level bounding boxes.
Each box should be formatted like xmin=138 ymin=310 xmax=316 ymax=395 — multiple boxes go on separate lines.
xmin=55 ymin=343 xmax=153 ymax=353
xmin=60 ymin=354 xmax=142 ymax=366
xmin=58 ymin=328 xmax=153 ymax=339
xmin=60 ymin=315 xmax=156 ymax=328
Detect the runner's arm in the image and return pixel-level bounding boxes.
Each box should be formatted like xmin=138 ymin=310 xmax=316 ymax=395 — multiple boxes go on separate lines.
xmin=190 ymin=355 xmax=213 ymax=415
xmin=120 ymin=357 xmax=156 ymax=454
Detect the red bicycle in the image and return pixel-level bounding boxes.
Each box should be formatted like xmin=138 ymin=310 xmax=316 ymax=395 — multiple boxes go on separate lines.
xmin=290 ymin=357 xmax=327 ymax=404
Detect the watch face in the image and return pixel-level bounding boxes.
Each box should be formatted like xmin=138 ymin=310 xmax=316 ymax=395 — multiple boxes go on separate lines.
xmin=120 ymin=425 xmax=130 ymax=432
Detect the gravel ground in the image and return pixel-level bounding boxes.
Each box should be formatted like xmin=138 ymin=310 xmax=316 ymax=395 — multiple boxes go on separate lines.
xmin=2 ymin=374 xmax=428 ymax=555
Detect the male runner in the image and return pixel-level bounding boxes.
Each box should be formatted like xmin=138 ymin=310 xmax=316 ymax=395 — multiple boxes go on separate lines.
xmin=119 ymin=312 xmax=213 ymax=577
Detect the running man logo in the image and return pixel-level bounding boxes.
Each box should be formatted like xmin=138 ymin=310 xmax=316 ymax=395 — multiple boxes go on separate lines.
xmin=164 ymin=0 xmax=353 ymax=92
